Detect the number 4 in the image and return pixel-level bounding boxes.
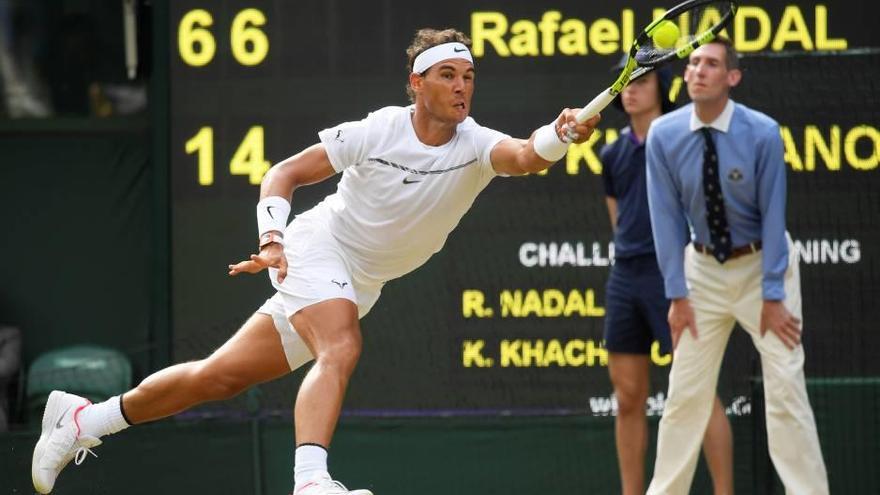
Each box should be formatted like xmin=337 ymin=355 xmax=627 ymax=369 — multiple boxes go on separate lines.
xmin=230 ymin=126 xmax=271 ymax=185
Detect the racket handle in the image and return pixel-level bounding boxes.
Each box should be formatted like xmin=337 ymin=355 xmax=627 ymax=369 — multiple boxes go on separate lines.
xmin=575 ymin=88 xmax=616 ymax=123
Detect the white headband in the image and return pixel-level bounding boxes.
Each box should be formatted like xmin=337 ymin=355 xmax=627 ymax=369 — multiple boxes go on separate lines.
xmin=412 ymin=42 xmax=474 ymax=74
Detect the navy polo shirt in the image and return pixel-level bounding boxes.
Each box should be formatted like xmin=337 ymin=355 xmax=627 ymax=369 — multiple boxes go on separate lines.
xmin=600 ymin=127 xmax=656 ymax=259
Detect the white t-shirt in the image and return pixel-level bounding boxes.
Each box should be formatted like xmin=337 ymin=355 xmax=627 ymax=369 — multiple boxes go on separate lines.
xmin=305 ymin=105 xmax=510 ymax=284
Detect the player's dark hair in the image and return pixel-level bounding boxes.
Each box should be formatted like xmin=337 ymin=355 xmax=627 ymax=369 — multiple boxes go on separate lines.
xmin=405 ymin=28 xmax=472 ymax=102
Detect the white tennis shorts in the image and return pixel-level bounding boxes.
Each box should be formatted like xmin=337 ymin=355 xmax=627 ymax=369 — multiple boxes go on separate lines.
xmin=256 ymin=214 xmax=383 ymax=370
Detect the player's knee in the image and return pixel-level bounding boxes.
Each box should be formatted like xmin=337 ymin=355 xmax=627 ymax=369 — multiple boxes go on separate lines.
xmin=192 ymin=361 xmax=250 ymax=401
xmin=317 ymin=332 xmax=362 ymax=373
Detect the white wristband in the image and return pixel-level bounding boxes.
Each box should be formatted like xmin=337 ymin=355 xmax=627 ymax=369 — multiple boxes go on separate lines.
xmin=533 ymin=122 xmax=569 ymax=162
xmin=256 ymin=196 xmax=290 ymax=236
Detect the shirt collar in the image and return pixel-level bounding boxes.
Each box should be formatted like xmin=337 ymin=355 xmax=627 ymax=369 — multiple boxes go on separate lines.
xmin=689 ymin=99 xmax=735 ymax=133
xmin=618 ymin=126 xmax=646 ymax=148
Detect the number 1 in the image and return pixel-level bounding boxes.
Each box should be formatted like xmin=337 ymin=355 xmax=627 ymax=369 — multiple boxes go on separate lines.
xmin=185 ymin=126 xmax=214 ymax=185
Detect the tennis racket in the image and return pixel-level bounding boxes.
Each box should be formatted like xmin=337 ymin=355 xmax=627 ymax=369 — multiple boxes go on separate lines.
xmin=565 ymin=0 xmax=737 ymax=140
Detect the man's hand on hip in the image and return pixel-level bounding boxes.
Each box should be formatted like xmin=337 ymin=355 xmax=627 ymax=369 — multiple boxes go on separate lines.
xmin=669 ymin=297 xmax=698 ymax=350
xmin=760 ymin=300 xmax=802 ymax=350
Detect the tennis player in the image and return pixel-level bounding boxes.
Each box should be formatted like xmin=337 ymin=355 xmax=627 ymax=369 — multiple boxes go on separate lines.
xmin=32 ymin=28 xmax=600 ymax=495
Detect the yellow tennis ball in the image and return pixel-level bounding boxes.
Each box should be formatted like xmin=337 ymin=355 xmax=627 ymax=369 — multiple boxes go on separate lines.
xmin=651 ymin=20 xmax=680 ymax=49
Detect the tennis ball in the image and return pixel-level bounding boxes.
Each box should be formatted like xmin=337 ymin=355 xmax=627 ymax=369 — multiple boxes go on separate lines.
xmin=651 ymin=20 xmax=680 ymax=49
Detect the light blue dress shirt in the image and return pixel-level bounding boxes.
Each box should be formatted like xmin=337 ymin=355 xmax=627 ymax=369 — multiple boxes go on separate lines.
xmin=646 ymin=99 xmax=789 ymax=300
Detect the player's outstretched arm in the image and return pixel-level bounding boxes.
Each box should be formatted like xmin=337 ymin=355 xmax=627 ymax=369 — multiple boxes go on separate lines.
xmin=491 ymin=109 xmax=600 ymax=176
xmin=228 ymin=143 xmax=336 ymax=282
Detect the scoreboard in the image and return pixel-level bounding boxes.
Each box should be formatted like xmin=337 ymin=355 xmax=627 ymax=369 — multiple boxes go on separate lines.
xmin=169 ymin=0 xmax=879 ymax=414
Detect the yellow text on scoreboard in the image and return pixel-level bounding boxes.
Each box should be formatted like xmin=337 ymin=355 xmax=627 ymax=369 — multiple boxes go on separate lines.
xmin=461 ymin=339 xmax=671 ymax=368
xmin=470 ymin=5 xmax=847 ymax=57
xmin=563 ymin=124 xmax=880 ymax=176
xmin=462 ymin=288 xmax=605 ymax=318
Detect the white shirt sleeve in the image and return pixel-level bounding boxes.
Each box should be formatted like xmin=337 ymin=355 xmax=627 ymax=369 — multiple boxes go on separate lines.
xmin=318 ymin=114 xmax=373 ymax=173
xmin=468 ymin=122 xmax=510 ymax=177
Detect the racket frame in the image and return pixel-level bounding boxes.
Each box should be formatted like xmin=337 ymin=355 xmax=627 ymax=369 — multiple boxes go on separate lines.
xmin=571 ymin=0 xmax=738 ymax=126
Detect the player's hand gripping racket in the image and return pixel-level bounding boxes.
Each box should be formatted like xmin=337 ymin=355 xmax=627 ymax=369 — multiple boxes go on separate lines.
xmin=564 ymin=0 xmax=737 ymax=141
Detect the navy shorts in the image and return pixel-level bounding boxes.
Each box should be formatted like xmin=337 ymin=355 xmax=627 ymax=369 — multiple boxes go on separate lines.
xmin=603 ymin=254 xmax=672 ymax=355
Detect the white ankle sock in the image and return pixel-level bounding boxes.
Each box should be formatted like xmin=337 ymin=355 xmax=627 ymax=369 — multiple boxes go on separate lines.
xmin=77 ymin=395 xmax=131 ymax=439
xmin=294 ymin=444 xmax=329 ymax=486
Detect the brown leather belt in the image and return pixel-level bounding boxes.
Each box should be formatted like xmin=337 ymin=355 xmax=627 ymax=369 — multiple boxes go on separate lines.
xmin=692 ymin=241 xmax=762 ymax=260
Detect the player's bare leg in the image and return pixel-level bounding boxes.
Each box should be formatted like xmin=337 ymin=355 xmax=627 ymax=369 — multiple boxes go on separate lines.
xmin=608 ymin=352 xmax=651 ymax=495
xmin=703 ymin=396 xmax=734 ymax=495
xmin=287 ymin=298 xmax=372 ymax=495
xmin=32 ymin=313 xmax=293 ymax=494
xmin=123 ymin=312 xmax=292 ymax=421
xmin=290 ymin=298 xmax=362 ymax=446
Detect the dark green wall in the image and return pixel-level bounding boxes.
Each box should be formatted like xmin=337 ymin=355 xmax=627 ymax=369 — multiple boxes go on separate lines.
xmin=0 ymin=0 xmax=170 ymax=383
xmin=0 ymin=124 xmax=155 ymax=377
xmin=0 ymin=415 xmax=730 ymax=494
xmin=3 ymin=389 xmax=876 ymax=495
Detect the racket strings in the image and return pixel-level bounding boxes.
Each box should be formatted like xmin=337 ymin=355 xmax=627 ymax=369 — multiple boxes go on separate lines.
xmin=637 ymin=1 xmax=734 ymax=65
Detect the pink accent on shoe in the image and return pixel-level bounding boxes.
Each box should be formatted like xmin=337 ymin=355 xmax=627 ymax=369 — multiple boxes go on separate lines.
xmin=72 ymin=401 xmax=92 ymax=438
xmin=295 ymin=481 xmax=319 ymax=494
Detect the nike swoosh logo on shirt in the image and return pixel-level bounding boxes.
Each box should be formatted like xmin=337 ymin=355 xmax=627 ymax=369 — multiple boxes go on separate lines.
xmin=402 ymin=177 xmax=422 ymax=184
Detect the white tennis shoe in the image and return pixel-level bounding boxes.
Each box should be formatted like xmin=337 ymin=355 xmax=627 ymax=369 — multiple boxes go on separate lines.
xmin=32 ymin=391 xmax=102 ymax=494
xmin=294 ymin=473 xmax=373 ymax=495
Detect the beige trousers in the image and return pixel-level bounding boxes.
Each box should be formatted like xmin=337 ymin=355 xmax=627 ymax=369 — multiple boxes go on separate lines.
xmin=647 ymin=242 xmax=828 ymax=495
